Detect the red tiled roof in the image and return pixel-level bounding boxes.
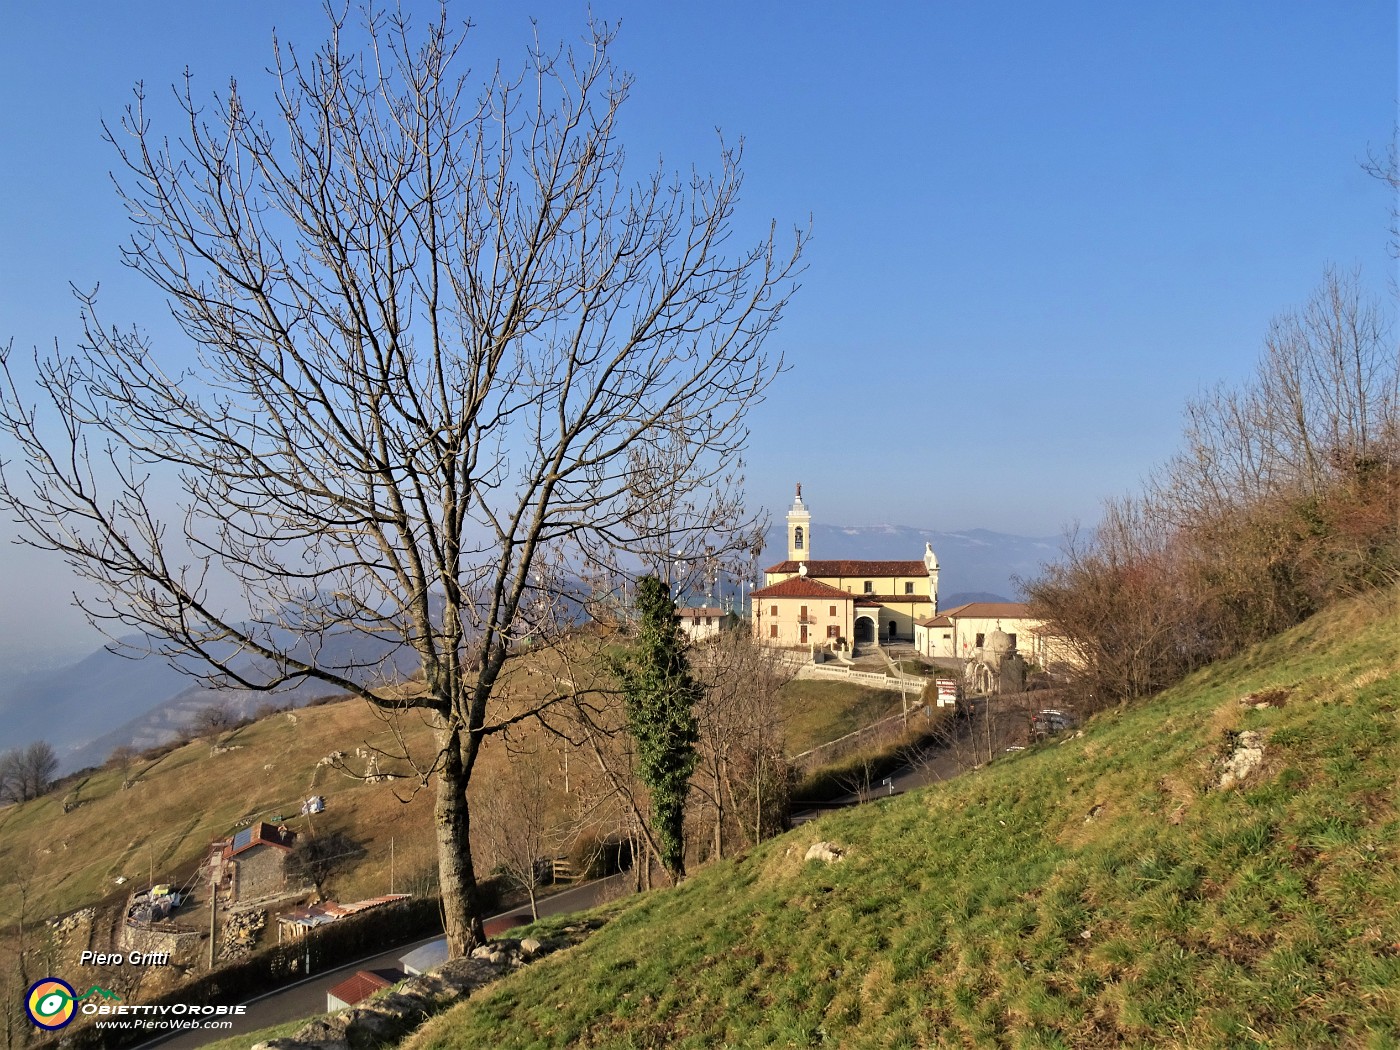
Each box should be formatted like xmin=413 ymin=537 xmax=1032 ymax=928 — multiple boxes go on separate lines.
xmin=765 ymin=559 xmax=928 ymax=578
xmin=944 ymin=601 xmax=1031 ymax=619
xmin=327 ymin=969 xmax=394 ymax=1007
xmin=917 ymin=602 xmax=1032 ymax=628
xmin=677 ymin=607 xmax=724 ymax=617
xmin=750 ymin=576 xmax=853 ymax=599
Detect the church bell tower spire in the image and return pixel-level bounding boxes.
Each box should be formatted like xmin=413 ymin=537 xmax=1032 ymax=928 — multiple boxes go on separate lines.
xmin=787 ymin=483 xmax=811 ymax=563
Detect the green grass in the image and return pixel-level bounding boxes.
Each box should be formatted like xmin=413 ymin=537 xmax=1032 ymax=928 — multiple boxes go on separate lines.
xmin=401 ymin=590 xmax=1400 ymax=1049
xmin=777 ymin=680 xmax=902 ymax=755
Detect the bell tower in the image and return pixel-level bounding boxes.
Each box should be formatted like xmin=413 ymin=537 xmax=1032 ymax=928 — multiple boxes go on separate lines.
xmin=786 ymin=483 xmax=811 ymax=563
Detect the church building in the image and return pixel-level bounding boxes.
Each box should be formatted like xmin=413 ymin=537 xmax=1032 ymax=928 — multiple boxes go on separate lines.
xmin=751 ymin=485 xmax=939 ymax=648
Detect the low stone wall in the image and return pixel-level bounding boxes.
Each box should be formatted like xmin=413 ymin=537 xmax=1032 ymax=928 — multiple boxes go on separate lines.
xmin=118 ymin=920 xmax=206 ymax=962
xmin=254 ymin=921 xmax=603 ymax=1050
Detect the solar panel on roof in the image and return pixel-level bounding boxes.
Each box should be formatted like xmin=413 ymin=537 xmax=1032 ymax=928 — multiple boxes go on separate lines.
xmin=231 ymin=827 xmax=254 ymax=852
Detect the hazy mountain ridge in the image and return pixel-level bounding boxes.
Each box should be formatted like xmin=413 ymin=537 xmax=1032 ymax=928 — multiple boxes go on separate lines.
xmin=0 ymin=622 xmax=420 ymax=773
xmin=759 ymin=522 xmax=1058 ymax=599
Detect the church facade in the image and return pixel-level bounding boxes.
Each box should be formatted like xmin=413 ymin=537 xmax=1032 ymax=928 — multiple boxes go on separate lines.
xmin=751 ymin=486 xmax=940 ymax=648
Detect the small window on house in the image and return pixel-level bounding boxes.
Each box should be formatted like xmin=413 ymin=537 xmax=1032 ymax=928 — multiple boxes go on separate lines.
xmin=769 ymin=624 xmax=778 ymax=638
xmin=770 ymin=605 xmax=778 ymax=617
xmin=1007 ymin=633 xmax=1016 ymax=648
xmin=904 ymin=582 xmax=914 ymax=594
xmin=975 ymin=632 xmax=985 ymax=648
xmin=863 ymin=581 xmax=873 ymax=594
xmin=826 ymin=625 xmax=839 ymax=638
xmin=829 ymin=605 xmax=836 ymax=616
xmin=705 ymin=616 xmax=712 ymax=626
xmin=800 ymin=605 xmax=808 ymax=620
xmin=942 ymin=632 xmax=951 ymax=640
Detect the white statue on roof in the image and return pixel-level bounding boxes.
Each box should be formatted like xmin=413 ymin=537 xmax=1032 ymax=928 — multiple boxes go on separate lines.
xmin=924 ymin=541 xmax=940 ymax=614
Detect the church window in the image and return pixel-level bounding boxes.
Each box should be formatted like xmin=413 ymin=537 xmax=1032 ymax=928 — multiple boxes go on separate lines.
xmin=793 ymin=526 xmax=804 ymax=550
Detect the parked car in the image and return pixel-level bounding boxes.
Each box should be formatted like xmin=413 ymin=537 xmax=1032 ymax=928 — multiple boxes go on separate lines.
xmin=1030 ymin=708 xmax=1077 ymax=740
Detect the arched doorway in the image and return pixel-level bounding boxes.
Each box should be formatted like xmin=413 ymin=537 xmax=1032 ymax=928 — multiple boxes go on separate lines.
xmin=854 ymin=616 xmax=875 ymax=643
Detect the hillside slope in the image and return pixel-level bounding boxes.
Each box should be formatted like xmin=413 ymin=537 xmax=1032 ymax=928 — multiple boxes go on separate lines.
xmin=408 ymin=591 xmax=1400 ymax=1049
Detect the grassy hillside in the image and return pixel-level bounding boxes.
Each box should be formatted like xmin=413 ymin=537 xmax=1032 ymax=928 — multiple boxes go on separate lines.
xmin=0 ymin=696 xmax=447 ymax=924
xmin=405 ymin=591 xmax=1400 ymax=1048
xmin=0 ymin=647 xmax=896 ymax=927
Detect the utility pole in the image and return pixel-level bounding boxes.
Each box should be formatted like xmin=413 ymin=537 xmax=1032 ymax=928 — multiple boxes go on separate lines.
xmin=208 ymin=864 xmax=217 ymax=970
xmin=389 ymin=837 xmax=395 ymax=895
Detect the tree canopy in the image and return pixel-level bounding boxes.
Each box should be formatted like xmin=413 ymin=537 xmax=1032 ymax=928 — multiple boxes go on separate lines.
xmin=0 ymin=7 xmax=802 ymax=953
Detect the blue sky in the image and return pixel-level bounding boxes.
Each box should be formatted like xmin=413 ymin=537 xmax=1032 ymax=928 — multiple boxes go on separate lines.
xmin=0 ymin=2 xmax=1395 ymax=659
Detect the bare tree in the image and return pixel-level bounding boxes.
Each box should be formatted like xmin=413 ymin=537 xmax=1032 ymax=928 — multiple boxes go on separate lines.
xmin=691 ymin=627 xmax=791 ymax=858
xmin=284 ymin=830 xmax=364 ymax=898
xmin=1028 ymin=268 xmax=1399 ymax=707
xmin=0 ymin=8 xmax=802 ymax=955
xmin=474 ymin=746 xmax=557 ymax=919
xmin=0 ymin=743 xmax=58 ymax=805
xmin=191 ymin=702 xmax=235 ymax=740
xmin=1161 ymin=268 xmax=1396 ymax=520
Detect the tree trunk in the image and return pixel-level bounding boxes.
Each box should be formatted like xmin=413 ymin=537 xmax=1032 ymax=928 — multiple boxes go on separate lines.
xmin=435 ymin=725 xmax=485 ymax=956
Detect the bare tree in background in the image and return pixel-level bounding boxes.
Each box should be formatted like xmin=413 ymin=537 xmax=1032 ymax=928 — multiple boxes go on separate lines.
xmin=690 ymin=627 xmax=791 ymax=858
xmin=191 ymin=702 xmax=236 ymax=741
xmin=0 ymin=8 xmax=802 ymax=955
xmin=1029 ymin=267 xmax=1398 ymax=706
xmin=0 ymin=743 xmax=58 ymax=805
xmin=474 ymin=746 xmax=556 ymax=919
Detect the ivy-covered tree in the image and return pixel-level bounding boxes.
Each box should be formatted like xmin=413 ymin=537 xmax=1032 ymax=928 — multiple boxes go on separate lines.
xmin=616 ymin=576 xmax=700 ymax=879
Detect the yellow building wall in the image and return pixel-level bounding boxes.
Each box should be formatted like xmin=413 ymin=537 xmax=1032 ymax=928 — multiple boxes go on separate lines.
xmin=751 ymin=595 xmax=852 ymax=648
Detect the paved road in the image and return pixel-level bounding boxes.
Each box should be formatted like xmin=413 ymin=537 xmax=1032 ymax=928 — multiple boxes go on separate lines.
xmin=791 ymin=697 xmax=1031 ymax=819
xmin=138 ymin=874 xmax=626 ymax=1049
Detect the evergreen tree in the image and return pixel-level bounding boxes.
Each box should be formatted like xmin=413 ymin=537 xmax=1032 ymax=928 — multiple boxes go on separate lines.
xmin=617 ymin=576 xmax=700 ymax=878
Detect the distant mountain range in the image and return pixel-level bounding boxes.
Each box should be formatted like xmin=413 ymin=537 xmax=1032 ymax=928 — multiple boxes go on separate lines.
xmin=1 ymin=524 xmax=1060 ymax=772
xmin=0 ymin=622 xmax=418 ymax=774
xmin=756 ymin=522 xmax=1059 ymax=601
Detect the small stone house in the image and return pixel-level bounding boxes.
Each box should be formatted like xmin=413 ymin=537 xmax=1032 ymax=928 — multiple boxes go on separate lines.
xmin=213 ymin=823 xmax=296 ymax=902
